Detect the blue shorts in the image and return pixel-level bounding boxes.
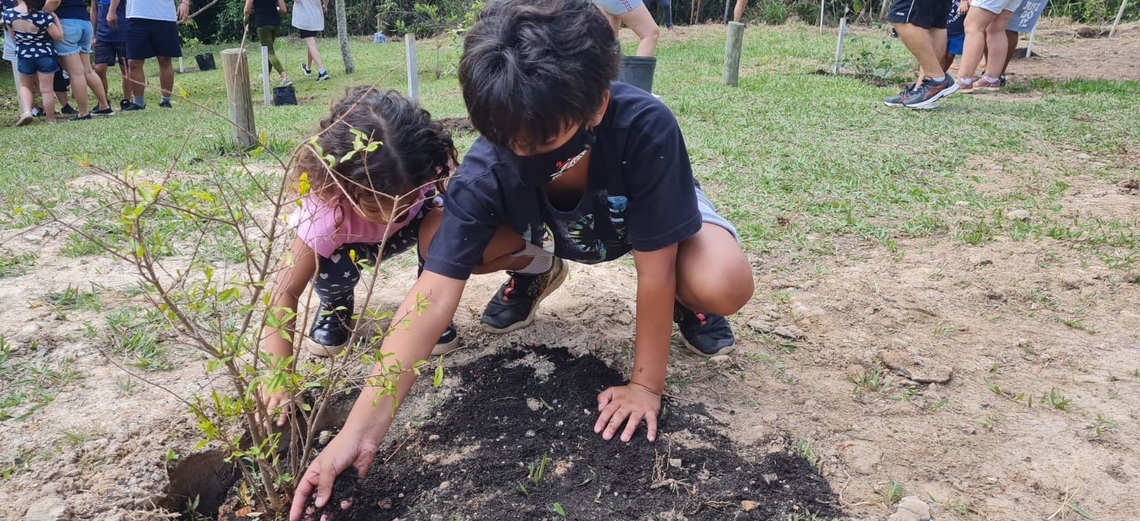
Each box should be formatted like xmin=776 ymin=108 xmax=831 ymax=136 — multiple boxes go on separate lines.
xmin=126 ymin=18 xmax=182 ymax=60
xmin=946 ymin=33 xmax=964 ymax=56
xmin=54 ymin=18 xmax=94 ymax=56
xmin=17 ymin=55 xmax=60 ymax=76
xmin=696 ymin=186 xmax=739 ymax=242
xmin=595 ymin=0 xmax=643 ymax=15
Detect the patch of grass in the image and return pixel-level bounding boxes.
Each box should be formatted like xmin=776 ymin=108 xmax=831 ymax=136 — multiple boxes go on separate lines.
xmin=875 ymin=479 xmax=906 ymax=505
xmin=792 ymin=438 xmax=820 ymax=470
xmin=974 ymin=413 xmax=1000 ymax=431
xmin=1043 ymin=388 xmax=1072 ymax=411
xmin=1085 ymin=414 xmax=1117 ymax=437
xmin=0 ymin=252 xmax=37 ymax=278
xmin=984 ymin=378 xmax=1033 ymax=407
xmin=44 ymin=283 xmax=104 ymax=313
xmin=852 ymin=363 xmax=893 ymax=394
xmin=104 ymin=306 xmax=177 ymax=371
xmin=0 ymin=348 xmax=84 ymax=422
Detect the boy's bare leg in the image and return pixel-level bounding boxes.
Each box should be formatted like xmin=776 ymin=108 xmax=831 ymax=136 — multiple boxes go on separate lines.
xmin=675 ymin=223 xmax=753 ymax=317
xmin=993 ymin=28 xmax=1018 ymax=77
xmin=120 ymin=61 xmax=133 ymax=101
xmin=619 ymin=4 xmax=660 ymax=57
xmin=734 ymin=0 xmax=748 ymax=22
xmin=128 ymin=58 xmax=147 ymax=101
xmin=894 ymin=23 xmax=945 ymax=81
xmin=981 ymin=10 xmax=1015 ymax=79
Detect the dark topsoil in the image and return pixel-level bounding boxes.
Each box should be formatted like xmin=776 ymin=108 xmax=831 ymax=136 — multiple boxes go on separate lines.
xmin=308 ymin=347 xmax=843 ymax=521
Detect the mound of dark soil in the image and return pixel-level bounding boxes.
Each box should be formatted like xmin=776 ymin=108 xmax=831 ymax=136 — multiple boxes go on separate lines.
xmin=319 ymin=347 xmax=843 ymax=521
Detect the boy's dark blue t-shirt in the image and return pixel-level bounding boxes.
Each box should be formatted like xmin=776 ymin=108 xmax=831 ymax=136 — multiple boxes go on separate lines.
xmin=947 ymin=0 xmax=964 ymax=36
xmin=423 ymin=81 xmax=702 ymax=280
xmin=95 ymin=0 xmax=128 ymax=42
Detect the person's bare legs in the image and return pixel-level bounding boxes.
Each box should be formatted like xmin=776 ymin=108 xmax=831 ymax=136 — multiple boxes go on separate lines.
xmin=893 ymin=23 xmax=945 ymax=81
xmin=120 ymin=61 xmax=133 ymax=101
xmin=79 ymin=52 xmax=111 ymax=110
xmin=55 ymin=53 xmax=92 ymax=115
xmin=958 ymin=6 xmax=997 ymax=81
xmin=980 ymin=10 xmax=1014 ymax=80
xmin=303 ymin=37 xmax=324 ymax=72
xmin=617 ymin=4 xmax=660 ymax=57
xmin=733 ymin=0 xmax=748 ymax=22
xmin=94 ymin=61 xmax=110 ymax=99
xmin=156 ymin=56 xmax=174 ymax=98
xmin=128 ymin=58 xmax=147 ymax=103
xmin=675 ymin=223 xmax=752 ymax=318
xmin=17 ymin=74 xmax=36 ymax=120
xmin=36 ymin=72 xmax=57 ymax=122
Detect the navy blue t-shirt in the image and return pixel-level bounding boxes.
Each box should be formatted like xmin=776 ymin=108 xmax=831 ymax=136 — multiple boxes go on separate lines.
xmin=946 ymin=0 xmax=964 ymax=36
xmin=424 ymin=81 xmax=702 ymax=280
xmin=95 ymin=0 xmax=128 ymax=42
xmin=253 ymin=0 xmax=281 ymax=28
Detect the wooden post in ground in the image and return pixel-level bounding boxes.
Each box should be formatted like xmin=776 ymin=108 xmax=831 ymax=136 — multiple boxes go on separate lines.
xmin=723 ymin=0 xmax=732 ymax=23
xmin=260 ymin=46 xmax=271 ymax=105
xmin=221 ymin=48 xmax=257 ymax=149
xmin=178 ymin=57 xmax=184 ymax=73
xmin=1110 ymin=0 xmax=1128 ymax=37
xmin=722 ymin=22 xmax=745 ymax=86
xmin=819 ymin=0 xmax=825 ymax=32
xmin=832 ymin=17 xmax=847 ymax=74
xmin=405 ymin=34 xmax=419 ymax=100
xmin=1025 ymin=26 xmax=1037 ymax=57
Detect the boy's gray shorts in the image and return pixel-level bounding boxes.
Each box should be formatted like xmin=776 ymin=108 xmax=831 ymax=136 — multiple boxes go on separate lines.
xmin=696 ymin=186 xmax=739 ymax=242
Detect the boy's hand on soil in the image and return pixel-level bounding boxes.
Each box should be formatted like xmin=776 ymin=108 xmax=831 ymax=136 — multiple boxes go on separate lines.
xmin=290 ymin=433 xmax=377 ymax=521
xmin=594 ymin=384 xmax=661 ymax=443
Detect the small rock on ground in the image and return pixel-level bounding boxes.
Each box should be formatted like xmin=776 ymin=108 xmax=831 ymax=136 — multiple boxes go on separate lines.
xmin=741 ymin=500 xmax=760 ymax=512
xmin=887 ymin=496 xmax=932 ymax=521
xmin=24 ymin=496 xmax=70 ymax=521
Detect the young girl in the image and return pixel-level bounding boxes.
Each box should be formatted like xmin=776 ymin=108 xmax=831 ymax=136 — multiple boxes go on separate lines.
xmin=3 ymin=0 xmax=63 ymax=125
xmin=260 ymin=86 xmax=458 ymax=426
xmin=243 ymin=0 xmax=290 ymax=86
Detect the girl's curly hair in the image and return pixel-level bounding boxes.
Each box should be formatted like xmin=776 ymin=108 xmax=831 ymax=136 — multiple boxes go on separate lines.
xmin=292 ymin=86 xmax=458 ymax=217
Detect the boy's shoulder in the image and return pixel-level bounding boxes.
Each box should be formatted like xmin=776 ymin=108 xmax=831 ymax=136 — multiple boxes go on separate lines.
xmin=603 ymin=82 xmax=678 ymax=134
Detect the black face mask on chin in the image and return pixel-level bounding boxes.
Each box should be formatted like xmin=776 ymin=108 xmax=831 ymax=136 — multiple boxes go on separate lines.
xmin=515 ymin=127 xmax=596 ymax=187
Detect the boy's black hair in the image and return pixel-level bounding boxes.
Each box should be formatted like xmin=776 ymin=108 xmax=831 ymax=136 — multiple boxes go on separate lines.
xmin=292 ymin=86 xmax=457 ymax=216
xmin=459 ymin=0 xmax=620 ymax=152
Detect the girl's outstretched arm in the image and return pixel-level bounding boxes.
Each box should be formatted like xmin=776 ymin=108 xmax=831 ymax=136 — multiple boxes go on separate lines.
xmin=258 ymin=236 xmax=317 ymax=427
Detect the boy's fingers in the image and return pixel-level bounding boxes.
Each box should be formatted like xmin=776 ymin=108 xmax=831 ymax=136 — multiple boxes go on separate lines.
xmin=620 ymin=411 xmax=643 ymax=442
xmin=645 ymin=410 xmax=658 ymax=442
xmin=594 ymin=403 xmax=615 ymax=434
xmin=596 ymin=388 xmax=614 ymax=411
xmin=603 ymin=407 xmax=629 ymax=441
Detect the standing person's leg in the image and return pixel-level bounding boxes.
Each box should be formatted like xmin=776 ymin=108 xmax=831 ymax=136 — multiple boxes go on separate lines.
xmin=957 ymin=4 xmax=998 ymax=85
xmin=125 ymin=19 xmax=153 ymax=108
xmin=153 ymin=19 xmax=182 ymax=106
xmin=52 ymin=69 xmax=73 ymax=113
xmin=93 ymin=40 xmax=113 ymax=101
xmin=657 ymin=0 xmax=673 ymax=28
xmin=733 ymin=0 xmax=748 ymax=22
xmin=16 ymin=69 xmax=36 ymax=125
xmin=258 ymin=25 xmax=288 ymax=82
xmin=127 ymin=58 xmax=147 ymax=106
xmin=119 ymin=51 xmax=134 ymax=105
xmin=156 ymin=56 xmax=174 ymax=101
xmin=36 ymin=69 xmax=58 ymax=123
xmin=893 ymin=24 xmax=944 ymax=82
xmin=888 ymin=0 xmax=957 ymax=108
xmin=998 ymin=29 xmax=1017 ymax=76
xmin=54 ymin=19 xmax=95 ymax=117
xmin=301 ymin=33 xmax=327 ymax=78
xmin=975 ymin=8 xmax=1015 ymax=88
xmin=618 ymin=4 xmax=660 ymax=57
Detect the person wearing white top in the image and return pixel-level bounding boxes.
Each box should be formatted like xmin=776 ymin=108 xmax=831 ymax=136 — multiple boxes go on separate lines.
xmin=108 ymin=0 xmax=189 ymax=109
xmin=291 ymin=0 xmax=328 ymax=80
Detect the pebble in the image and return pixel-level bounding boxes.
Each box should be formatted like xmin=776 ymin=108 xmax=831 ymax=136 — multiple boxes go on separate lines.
xmin=741 ymin=500 xmax=760 ymax=512
xmin=772 ymin=325 xmax=801 ymax=340
xmin=428 ymin=434 xmax=440 ymax=442
xmin=1076 ymin=152 xmax=1091 ymax=160
xmin=709 ymin=354 xmax=732 ymax=366
xmin=889 ymin=496 xmax=932 ymax=521
xmin=668 ymin=458 xmax=682 ymax=469
xmin=377 ymin=498 xmax=393 ymax=510
xmin=526 ymin=398 xmax=542 ymax=411
xmin=422 ymin=454 xmax=439 ymax=464
xmin=525 ymin=430 xmax=536 ymax=437
xmin=762 ymin=413 xmax=778 ymax=424
xmin=762 ymin=473 xmax=778 ymax=485
xmin=25 ymin=496 xmax=71 ymax=521
xmin=430 ymin=515 xmax=444 ymax=521
xmin=1008 ymin=209 xmax=1030 ymax=221
xmin=317 ymin=430 xmax=332 ymax=446
xmin=439 ymin=481 xmax=451 ymax=490
xmin=748 ymin=319 xmax=774 ymax=333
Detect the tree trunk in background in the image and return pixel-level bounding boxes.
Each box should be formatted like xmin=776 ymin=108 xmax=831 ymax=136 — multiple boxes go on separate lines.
xmin=335 ymin=0 xmax=355 ymax=73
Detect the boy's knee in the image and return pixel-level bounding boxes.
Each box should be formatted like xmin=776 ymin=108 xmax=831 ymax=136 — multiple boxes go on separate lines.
xmin=684 ymin=270 xmax=753 ymax=317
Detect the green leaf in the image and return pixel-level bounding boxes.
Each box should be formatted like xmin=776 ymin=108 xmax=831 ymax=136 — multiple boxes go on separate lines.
xmin=552 ymin=503 xmax=565 ymax=516
xmin=433 ymin=363 xmax=444 ymax=388
xmin=1068 ymin=503 xmax=1093 ymax=519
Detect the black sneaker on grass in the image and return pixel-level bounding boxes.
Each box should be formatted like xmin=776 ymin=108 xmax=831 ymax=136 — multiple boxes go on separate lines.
xmin=480 ymin=257 xmax=569 ymax=334
xmin=68 ymin=113 xmax=92 ymax=121
xmin=317 ymin=71 xmax=330 ymax=82
xmin=122 ymin=102 xmax=145 ymax=111
xmin=883 ymin=84 xmax=915 ymax=107
xmin=674 ymin=302 xmax=735 ymax=357
xmin=159 ymin=100 xmax=173 ymax=108
xmin=60 ymin=104 xmax=77 ymax=115
xmin=92 ymin=107 xmax=115 ymax=116
xmin=301 ymin=63 xmax=312 ymax=76
xmin=120 ymin=99 xmax=131 ymax=110
xmin=902 ymin=75 xmax=958 ymax=110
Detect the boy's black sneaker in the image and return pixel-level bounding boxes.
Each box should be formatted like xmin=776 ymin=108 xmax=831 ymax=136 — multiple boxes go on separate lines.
xmin=902 ymin=75 xmax=958 ymax=110
xmin=68 ymin=114 xmax=93 ymax=121
xmin=306 ymin=303 xmax=354 ymax=357
xmin=883 ymin=84 xmax=915 ymax=107
xmin=120 ymin=99 xmax=131 ymax=110
xmin=123 ymin=102 xmax=145 ymax=111
xmin=674 ymin=302 xmax=735 ymax=357
xmin=317 ymin=71 xmax=330 ymax=82
xmin=481 ymin=257 xmax=569 ymax=334
xmin=432 ymin=323 xmax=461 ymax=355
xmin=998 ymin=74 xmax=1007 ymax=88
xmin=60 ymin=104 xmax=77 ymax=115
xmin=159 ymin=100 xmax=173 ymax=108
xmin=92 ymin=107 xmax=115 ymax=116
xmin=301 ymin=63 xmax=312 ymax=76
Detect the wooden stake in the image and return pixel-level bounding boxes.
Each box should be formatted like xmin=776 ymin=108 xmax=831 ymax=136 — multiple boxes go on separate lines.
xmin=178 ymin=56 xmax=184 ymax=73
xmin=1026 ymin=26 xmax=1037 ymax=57
xmin=1110 ymin=0 xmax=1128 ymax=37
xmin=261 ymin=46 xmax=271 ymax=106
xmin=221 ymin=48 xmax=257 ymax=149
xmin=723 ymin=0 xmax=732 ymax=23
xmin=832 ymin=17 xmax=847 ymax=74
xmin=723 ymin=21 xmax=745 ymax=86
xmin=819 ymin=0 xmax=825 ymax=32
xmin=405 ymin=33 xmax=419 ymax=100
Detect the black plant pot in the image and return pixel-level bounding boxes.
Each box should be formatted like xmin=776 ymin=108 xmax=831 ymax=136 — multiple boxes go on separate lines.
xmin=195 ymin=53 xmax=216 ymax=71
xmin=273 ymin=84 xmax=297 ymax=106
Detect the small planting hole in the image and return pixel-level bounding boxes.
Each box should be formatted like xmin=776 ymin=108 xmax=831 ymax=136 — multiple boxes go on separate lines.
xmin=163 ymin=449 xmax=240 ymax=517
